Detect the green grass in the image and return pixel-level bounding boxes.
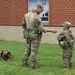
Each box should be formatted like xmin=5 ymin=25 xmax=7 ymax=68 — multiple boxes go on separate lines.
xmin=0 ymin=40 xmax=75 ymax=75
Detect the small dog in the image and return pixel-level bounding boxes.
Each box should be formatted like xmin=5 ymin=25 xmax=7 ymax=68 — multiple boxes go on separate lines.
xmin=0 ymin=50 xmax=11 ymax=61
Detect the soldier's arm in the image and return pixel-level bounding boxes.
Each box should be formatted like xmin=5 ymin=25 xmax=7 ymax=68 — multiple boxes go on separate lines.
xmin=57 ymin=32 xmax=65 ymax=41
xmin=22 ymin=15 xmax=26 ymax=30
xmin=35 ymin=16 xmax=57 ymax=33
xmin=47 ymin=29 xmax=57 ymax=33
xmin=68 ymin=30 xmax=75 ymax=42
xmin=70 ymin=31 xmax=75 ymax=41
xmin=38 ymin=23 xmax=57 ymax=33
xmin=70 ymin=33 xmax=75 ymax=43
xmin=71 ymin=35 xmax=75 ymax=41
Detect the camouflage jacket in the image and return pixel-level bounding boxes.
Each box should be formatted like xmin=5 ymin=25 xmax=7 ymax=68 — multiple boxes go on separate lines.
xmin=22 ymin=9 xmax=50 ymax=39
xmin=22 ymin=9 xmax=48 ymax=32
xmin=57 ymin=29 xmax=75 ymax=46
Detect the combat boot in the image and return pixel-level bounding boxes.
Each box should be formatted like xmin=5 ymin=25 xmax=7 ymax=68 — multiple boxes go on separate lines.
xmin=69 ymin=65 xmax=74 ymax=69
xmin=31 ymin=61 xmax=37 ymax=69
xmin=22 ymin=59 xmax=28 ymax=67
xmin=64 ymin=67 xmax=70 ymax=70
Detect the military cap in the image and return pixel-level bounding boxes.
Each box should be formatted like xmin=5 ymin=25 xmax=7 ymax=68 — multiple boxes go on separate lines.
xmin=36 ymin=4 xmax=44 ymax=11
xmin=62 ymin=22 xmax=71 ymax=28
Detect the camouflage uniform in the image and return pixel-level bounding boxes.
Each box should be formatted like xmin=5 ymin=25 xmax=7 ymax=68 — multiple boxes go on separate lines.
xmin=57 ymin=22 xmax=75 ymax=68
xmin=22 ymin=4 xmax=48 ymax=69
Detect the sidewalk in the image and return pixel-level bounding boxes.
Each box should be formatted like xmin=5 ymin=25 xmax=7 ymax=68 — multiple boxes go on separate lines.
xmin=0 ymin=26 xmax=75 ymax=44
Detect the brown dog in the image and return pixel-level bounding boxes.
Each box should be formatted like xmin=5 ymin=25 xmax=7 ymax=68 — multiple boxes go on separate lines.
xmin=0 ymin=50 xmax=11 ymax=61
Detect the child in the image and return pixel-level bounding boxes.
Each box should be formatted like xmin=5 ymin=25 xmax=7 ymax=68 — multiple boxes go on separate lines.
xmin=57 ymin=22 xmax=75 ymax=70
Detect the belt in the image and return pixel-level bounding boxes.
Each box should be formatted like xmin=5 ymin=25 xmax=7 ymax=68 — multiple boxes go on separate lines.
xmin=26 ymin=29 xmax=34 ymax=31
xmin=26 ymin=29 xmax=34 ymax=33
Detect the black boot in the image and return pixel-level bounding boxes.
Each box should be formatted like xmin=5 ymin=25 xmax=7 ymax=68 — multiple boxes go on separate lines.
xmin=31 ymin=61 xmax=37 ymax=69
xmin=23 ymin=61 xmax=28 ymax=67
xmin=22 ymin=58 xmax=28 ymax=67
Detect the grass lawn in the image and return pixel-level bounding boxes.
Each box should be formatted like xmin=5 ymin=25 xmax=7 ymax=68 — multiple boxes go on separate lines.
xmin=0 ymin=40 xmax=75 ymax=75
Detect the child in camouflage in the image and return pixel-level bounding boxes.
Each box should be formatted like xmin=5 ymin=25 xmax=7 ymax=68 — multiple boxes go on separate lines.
xmin=57 ymin=22 xmax=75 ymax=70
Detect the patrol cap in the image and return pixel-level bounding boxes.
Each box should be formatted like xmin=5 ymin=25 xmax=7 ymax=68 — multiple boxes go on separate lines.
xmin=62 ymin=22 xmax=71 ymax=28
xmin=36 ymin=4 xmax=44 ymax=11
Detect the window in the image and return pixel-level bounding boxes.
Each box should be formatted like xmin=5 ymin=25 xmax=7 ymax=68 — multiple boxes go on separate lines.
xmin=28 ymin=0 xmax=49 ymax=22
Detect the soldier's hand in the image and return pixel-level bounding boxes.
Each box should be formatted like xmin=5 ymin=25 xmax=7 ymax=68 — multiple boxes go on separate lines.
xmin=48 ymin=30 xmax=57 ymax=33
xmin=51 ymin=30 xmax=57 ymax=33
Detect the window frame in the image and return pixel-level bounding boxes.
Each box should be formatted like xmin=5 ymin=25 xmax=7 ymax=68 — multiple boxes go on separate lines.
xmin=28 ymin=0 xmax=49 ymax=23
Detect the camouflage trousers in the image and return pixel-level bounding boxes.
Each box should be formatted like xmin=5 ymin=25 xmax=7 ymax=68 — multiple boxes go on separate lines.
xmin=63 ymin=46 xmax=73 ymax=67
xmin=23 ymin=37 xmax=40 ymax=64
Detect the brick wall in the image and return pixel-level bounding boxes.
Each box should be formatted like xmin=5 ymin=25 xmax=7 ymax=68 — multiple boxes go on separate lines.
xmin=49 ymin=0 xmax=75 ymax=26
xmin=0 ymin=0 xmax=75 ymax=26
xmin=0 ymin=0 xmax=28 ymax=25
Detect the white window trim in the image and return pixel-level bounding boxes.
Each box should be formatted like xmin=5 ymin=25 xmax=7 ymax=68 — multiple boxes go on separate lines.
xmin=28 ymin=0 xmax=49 ymax=23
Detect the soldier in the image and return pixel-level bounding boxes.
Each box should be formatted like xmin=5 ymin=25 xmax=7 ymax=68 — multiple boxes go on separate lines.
xmin=57 ymin=22 xmax=75 ymax=70
xmin=22 ymin=4 xmax=57 ymax=69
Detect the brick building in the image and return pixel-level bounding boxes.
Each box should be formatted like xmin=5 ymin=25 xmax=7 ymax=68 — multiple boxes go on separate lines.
xmin=0 ymin=0 xmax=75 ymax=26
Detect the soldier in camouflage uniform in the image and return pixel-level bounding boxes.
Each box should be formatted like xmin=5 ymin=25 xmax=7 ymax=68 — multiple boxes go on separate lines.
xmin=22 ymin=4 xmax=57 ymax=69
xmin=57 ymin=22 xmax=75 ymax=70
